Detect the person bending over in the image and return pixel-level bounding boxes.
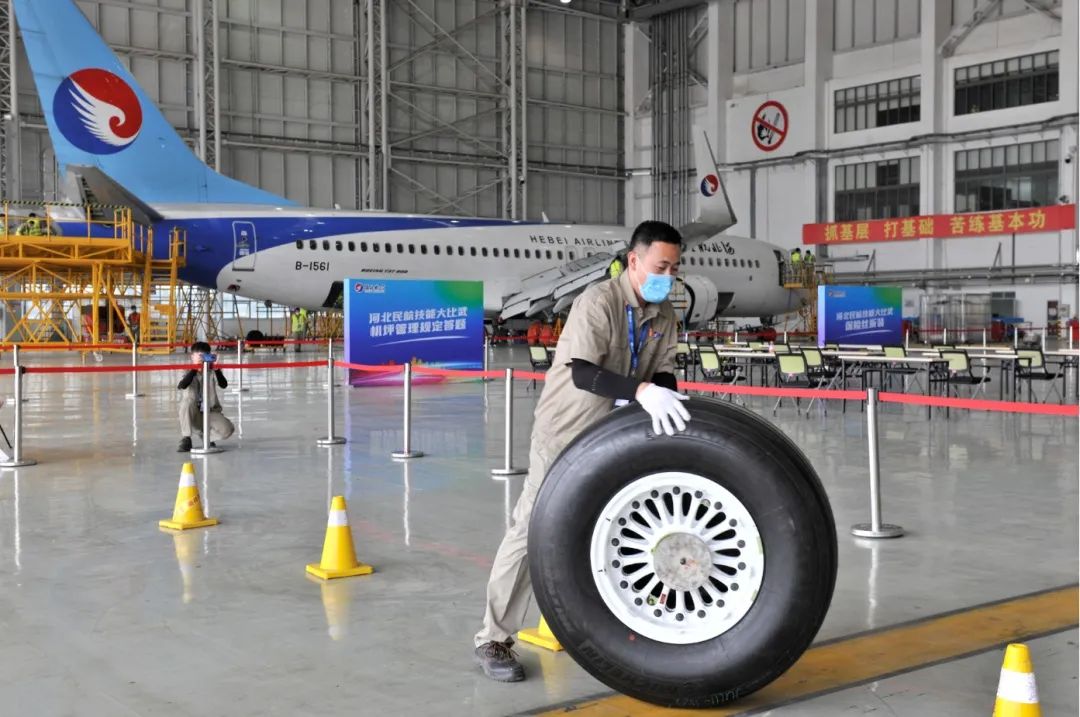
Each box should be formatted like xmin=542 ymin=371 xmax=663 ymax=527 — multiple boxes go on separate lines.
xmin=177 ymin=341 xmax=234 ymax=452
xmin=473 ymin=220 xmax=689 ymax=682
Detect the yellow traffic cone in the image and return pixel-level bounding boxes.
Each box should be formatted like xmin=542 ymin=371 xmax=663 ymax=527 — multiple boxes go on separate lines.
xmin=305 ymin=496 xmax=374 ymax=580
xmin=517 ymin=614 xmax=563 ymax=652
xmin=159 ymin=463 xmax=218 ymax=530
xmin=993 ymin=643 xmax=1041 ymax=716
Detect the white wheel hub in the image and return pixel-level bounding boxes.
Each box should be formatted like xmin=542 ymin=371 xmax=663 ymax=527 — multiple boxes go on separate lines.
xmin=590 ymin=472 xmax=764 ymax=645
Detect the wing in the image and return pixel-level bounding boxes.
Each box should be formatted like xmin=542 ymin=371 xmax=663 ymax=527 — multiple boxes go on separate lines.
xmin=500 ymin=253 xmax=614 ymax=320
xmin=69 ymin=82 xmax=129 ymax=146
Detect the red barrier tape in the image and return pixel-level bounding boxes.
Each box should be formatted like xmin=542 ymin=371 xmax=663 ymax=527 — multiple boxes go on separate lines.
xmin=680 ymin=381 xmax=867 ymax=401
xmin=334 ymin=360 xmax=404 ymax=374
xmin=878 ymin=391 xmax=1079 ymax=416
xmin=413 ymin=366 xmax=503 ymax=379
xmin=25 ymin=363 xmax=193 ymax=374
xmin=23 ymin=361 xmax=323 ymax=374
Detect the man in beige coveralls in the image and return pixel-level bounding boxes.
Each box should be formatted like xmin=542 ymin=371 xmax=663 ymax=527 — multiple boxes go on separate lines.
xmin=474 ymin=221 xmax=691 ymax=682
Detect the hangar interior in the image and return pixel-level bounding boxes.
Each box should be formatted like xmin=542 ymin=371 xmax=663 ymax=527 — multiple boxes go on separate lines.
xmin=0 ymin=1 xmax=1076 ymax=716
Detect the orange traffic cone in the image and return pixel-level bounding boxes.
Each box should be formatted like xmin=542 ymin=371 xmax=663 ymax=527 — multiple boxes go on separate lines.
xmin=517 ymin=614 xmax=563 ymax=652
xmin=159 ymin=463 xmax=218 ymax=530
xmin=306 ymin=496 xmax=373 ymax=580
xmin=993 ymin=643 xmax=1041 ymax=716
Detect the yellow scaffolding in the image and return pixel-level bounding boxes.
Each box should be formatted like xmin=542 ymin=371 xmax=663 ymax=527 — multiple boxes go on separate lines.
xmin=0 ymin=202 xmax=185 ymax=351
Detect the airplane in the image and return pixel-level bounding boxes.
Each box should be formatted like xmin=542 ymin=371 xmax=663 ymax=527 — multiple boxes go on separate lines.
xmin=13 ymin=0 xmax=806 ymax=328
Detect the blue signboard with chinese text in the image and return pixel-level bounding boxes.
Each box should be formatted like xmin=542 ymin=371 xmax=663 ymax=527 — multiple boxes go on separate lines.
xmin=817 ymin=285 xmax=902 ymax=346
xmin=345 ymin=279 xmax=484 ymax=385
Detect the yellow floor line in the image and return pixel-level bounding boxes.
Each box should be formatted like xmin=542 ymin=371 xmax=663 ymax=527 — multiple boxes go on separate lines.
xmin=533 ymin=585 xmax=1079 ymax=717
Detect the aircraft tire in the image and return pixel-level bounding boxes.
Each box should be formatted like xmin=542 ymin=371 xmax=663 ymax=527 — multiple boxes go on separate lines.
xmin=527 ymin=397 xmax=836 ymax=708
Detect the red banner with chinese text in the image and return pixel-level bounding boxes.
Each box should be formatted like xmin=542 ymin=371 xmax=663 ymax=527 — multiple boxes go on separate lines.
xmin=802 ymin=204 xmax=1076 ymax=246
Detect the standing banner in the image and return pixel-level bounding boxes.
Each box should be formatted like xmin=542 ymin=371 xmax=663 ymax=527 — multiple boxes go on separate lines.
xmin=345 ymin=279 xmax=484 ymax=385
xmin=817 ymin=285 xmax=902 ymax=346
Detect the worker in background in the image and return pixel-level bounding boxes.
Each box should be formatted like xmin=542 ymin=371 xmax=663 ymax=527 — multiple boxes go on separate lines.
xmin=607 ymin=251 xmax=625 ymax=280
xmin=803 ymin=250 xmax=815 ymax=282
xmin=177 ymin=341 xmax=234 ymax=452
xmin=127 ymin=305 xmax=141 ymax=342
xmin=473 ymin=220 xmax=689 ymax=683
xmin=15 ymin=212 xmax=45 ymax=236
xmin=290 ymin=308 xmax=307 ymax=352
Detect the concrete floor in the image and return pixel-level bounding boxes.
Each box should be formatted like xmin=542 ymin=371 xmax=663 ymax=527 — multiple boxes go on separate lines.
xmin=0 ymin=345 xmax=1075 ymax=716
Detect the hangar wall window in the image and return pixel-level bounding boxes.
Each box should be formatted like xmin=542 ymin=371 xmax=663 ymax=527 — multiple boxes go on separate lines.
xmin=834 ymin=0 xmax=920 ymax=51
xmin=733 ymin=0 xmax=806 ymax=72
xmin=834 ymin=157 xmax=920 ymax=221
xmin=834 ymin=76 xmax=920 ymax=132
xmin=954 ymin=140 xmax=1058 ymax=213
xmin=954 ymin=51 xmax=1058 ymax=116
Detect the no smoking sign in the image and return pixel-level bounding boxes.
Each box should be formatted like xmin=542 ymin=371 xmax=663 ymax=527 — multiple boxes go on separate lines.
xmin=751 ymin=100 xmax=788 ymax=152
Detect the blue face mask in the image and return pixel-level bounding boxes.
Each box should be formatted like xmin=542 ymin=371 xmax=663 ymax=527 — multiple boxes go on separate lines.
xmin=640 ymin=272 xmax=675 ymax=303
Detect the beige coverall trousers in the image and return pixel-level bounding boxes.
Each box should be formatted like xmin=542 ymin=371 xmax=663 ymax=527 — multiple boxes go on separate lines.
xmin=474 ymin=438 xmax=560 ymax=647
xmin=178 ymin=392 xmax=234 ymax=442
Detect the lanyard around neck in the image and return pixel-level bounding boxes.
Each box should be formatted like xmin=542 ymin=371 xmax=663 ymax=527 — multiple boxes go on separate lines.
xmin=626 ymin=304 xmax=650 ymax=373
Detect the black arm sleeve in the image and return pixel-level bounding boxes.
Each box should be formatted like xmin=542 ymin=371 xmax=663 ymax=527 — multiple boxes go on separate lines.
xmin=215 ymin=369 xmax=228 ymax=389
xmin=651 ymin=371 xmax=679 ymax=391
xmin=177 ymin=369 xmax=198 ymax=390
xmin=570 ymin=359 xmax=641 ymax=401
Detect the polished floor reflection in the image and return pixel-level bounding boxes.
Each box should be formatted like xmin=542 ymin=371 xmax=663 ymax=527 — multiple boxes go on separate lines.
xmin=0 ymin=347 xmax=1075 ymax=716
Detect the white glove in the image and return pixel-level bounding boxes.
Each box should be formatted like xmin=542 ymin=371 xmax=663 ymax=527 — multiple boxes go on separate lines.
xmin=636 ymin=384 xmax=690 ymax=436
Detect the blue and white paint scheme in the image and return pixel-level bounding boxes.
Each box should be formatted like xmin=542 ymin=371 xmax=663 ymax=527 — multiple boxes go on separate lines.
xmin=14 ymin=0 xmax=804 ymax=325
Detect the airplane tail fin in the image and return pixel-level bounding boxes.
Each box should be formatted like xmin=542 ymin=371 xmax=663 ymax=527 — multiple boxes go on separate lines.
xmin=13 ymin=0 xmax=291 ymax=206
xmin=680 ymin=126 xmax=736 ymax=244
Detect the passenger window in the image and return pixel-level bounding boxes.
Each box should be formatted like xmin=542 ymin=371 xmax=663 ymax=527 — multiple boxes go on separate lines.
xmin=708 ymin=257 xmax=714 ymax=267
xmin=514 ymin=249 xmax=520 ymax=258
xmin=557 ymin=251 xmax=563 ymax=260
xmin=394 ymin=243 xmax=402 ymax=253
xmin=295 ymin=240 xmax=303 ymax=249
xmin=309 ymin=240 xmax=316 ymax=250
xmin=420 ymin=245 xmax=428 ymax=255
xmin=361 ymin=242 xmax=368 ymax=252
xmin=569 ymin=251 xmax=575 ymax=260
xmin=740 ymin=259 xmax=746 ymax=267
xmin=384 ymin=243 xmax=391 ymax=253
xmin=373 ymin=243 xmax=380 ymax=253
xmin=724 ymin=258 xmax=729 ymax=267
xmin=503 ymin=248 xmax=510 ymax=258
xmin=482 ymin=247 xmax=488 ymax=257
xmin=322 ymin=240 xmax=330 ymax=250
xmin=546 ymin=250 xmax=552 ymax=260
xmin=756 ymin=259 xmax=761 ymax=268
xmin=433 ymin=245 xmax=440 ymax=255
xmin=335 ymin=240 xmax=342 ymax=251
xmin=408 ymin=244 xmax=415 ymax=255
xmin=470 ymin=247 xmax=477 ymax=257
xmin=348 ymin=241 xmax=355 ymax=251
xmin=447 ymin=245 xmax=453 ymax=255
xmin=524 ymin=249 xmax=530 ymax=259
xmin=458 ymin=246 xmax=465 ymax=256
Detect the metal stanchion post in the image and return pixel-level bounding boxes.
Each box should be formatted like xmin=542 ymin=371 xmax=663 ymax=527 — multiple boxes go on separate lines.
xmin=734 ymin=330 xmax=739 ymax=344
xmin=483 ymin=336 xmax=491 ymax=382
xmin=231 ymin=339 xmax=248 ymax=393
xmin=125 ymin=341 xmax=143 ymax=398
xmin=491 ymin=368 xmax=526 ymax=477
xmin=783 ymin=330 xmax=788 ymax=344
xmin=942 ymin=327 xmax=948 ymax=345
xmin=851 ymin=389 xmax=902 ymax=539
xmin=191 ymin=358 xmax=222 ymax=455
xmin=904 ymin=329 xmax=909 ymax=350
xmin=317 ymin=356 xmax=346 ymax=446
xmin=391 ymin=363 xmax=424 ymax=460
xmin=1041 ymin=327 xmax=1046 ymax=352
xmin=982 ymin=328 xmax=987 ymax=348
xmin=1014 ymin=327 xmax=1019 ymax=349
xmin=2 ymin=346 xmax=36 ymax=467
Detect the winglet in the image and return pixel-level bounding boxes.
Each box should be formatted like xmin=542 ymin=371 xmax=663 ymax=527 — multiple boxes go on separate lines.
xmin=679 ymin=126 xmax=737 ymax=244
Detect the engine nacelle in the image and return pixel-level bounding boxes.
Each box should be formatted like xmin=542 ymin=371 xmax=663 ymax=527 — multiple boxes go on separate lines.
xmin=679 ymin=273 xmax=720 ymax=328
